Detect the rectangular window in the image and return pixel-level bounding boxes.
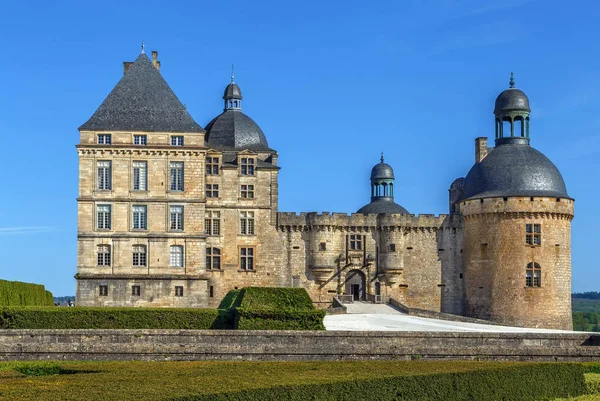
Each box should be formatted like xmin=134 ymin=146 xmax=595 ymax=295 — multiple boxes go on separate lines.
xmin=170 ymin=245 xmax=183 ymax=267
xmin=206 ymin=247 xmax=221 ymax=270
xmin=319 ymin=242 xmax=327 ymax=251
xmin=170 ymin=162 xmax=184 ymax=191
xmin=132 ymin=285 xmax=141 ymax=296
xmin=206 ymin=157 xmax=220 ymax=175
xmin=205 ymin=211 xmax=220 ymax=235
xmin=206 ymin=184 xmax=219 ymax=198
xmin=132 ymin=205 xmax=147 ymax=230
xmin=389 ymin=244 xmax=396 ymax=252
xmin=240 ymin=247 xmax=254 ymax=270
xmin=175 ymin=286 xmax=184 ymax=296
xmin=99 ymin=285 xmax=108 ymax=296
xmin=240 ymin=211 xmax=255 ymax=235
xmin=526 ymin=224 xmax=541 ymax=245
xmin=171 ymin=136 xmax=184 ymax=146
xmin=209 ymin=286 xmax=214 ymax=298
xmin=240 ymin=158 xmax=255 ymax=176
xmin=170 ymin=206 xmax=184 ymax=231
xmin=132 ymin=245 xmax=147 ymax=266
xmin=97 ymin=245 xmax=111 ymax=266
xmin=97 ymin=204 xmax=111 ymax=230
xmin=134 ymin=135 xmax=147 ymax=145
xmin=133 ymin=161 xmax=147 ymax=191
xmin=97 ymin=160 xmax=112 ymax=190
xmin=241 ymin=184 xmax=255 ymax=199
xmin=349 ymin=234 xmax=363 ymax=250
xmin=98 ymin=134 xmax=111 ymax=144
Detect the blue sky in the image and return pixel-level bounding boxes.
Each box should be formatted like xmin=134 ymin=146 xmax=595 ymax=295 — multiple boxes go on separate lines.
xmin=0 ymin=0 xmax=598 ymax=296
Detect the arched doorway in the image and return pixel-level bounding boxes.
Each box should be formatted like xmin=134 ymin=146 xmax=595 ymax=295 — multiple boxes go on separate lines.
xmin=345 ymin=269 xmax=366 ymax=301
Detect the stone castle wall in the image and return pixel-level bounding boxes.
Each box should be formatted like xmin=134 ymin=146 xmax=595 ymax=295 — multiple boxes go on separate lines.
xmin=460 ymin=197 xmax=574 ymax=330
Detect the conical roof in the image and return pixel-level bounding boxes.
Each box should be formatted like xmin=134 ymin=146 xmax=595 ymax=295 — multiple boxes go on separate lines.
xmin=79 ymin=53 xmax=204 ymax=133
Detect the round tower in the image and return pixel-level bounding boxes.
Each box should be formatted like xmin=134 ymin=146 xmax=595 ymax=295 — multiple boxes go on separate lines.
xmin=459 ymin=74 xmax=574 ymax=330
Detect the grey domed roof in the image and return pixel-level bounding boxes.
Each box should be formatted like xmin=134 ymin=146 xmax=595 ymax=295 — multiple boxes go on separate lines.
xmin=357 ymin=199 xmax=409 ymax=215
xmin=371 ymin=162 xmax=394 ymax=180
xmin=223 ymin=82 xmax=242 ymax=100
xmin=205 ymin=109 xmax=270 ymax=151
xmin=494 ymin=88 xmax=530 ymax=115
xmin=460 ymin=140 xmax=569 ymax=200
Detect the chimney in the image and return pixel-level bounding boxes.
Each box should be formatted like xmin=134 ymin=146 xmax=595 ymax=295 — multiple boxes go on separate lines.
xmin=152 ymin=50 xmax=161 ymax=72
xmin=123 ymin=62 xmax=134 ymax=75
xmin=475 ymin=137 xmax=488 ymax=163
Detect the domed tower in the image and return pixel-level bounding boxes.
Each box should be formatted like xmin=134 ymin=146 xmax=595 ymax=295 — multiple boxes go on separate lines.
xmin=357 ymin=154 xmax=409 ymax=215
xmin=459 ymin=74 xmax=574 ymax=330
xmin=204 ymin=70 xmax=270 ymax=151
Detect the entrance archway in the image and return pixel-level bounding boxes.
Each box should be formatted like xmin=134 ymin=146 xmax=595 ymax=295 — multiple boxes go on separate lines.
xmin=345 ymin=269 xmax=366 ymax=301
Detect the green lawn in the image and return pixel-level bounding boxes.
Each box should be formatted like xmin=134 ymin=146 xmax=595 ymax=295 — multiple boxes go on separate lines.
xmin=0 ymin=360 xmax=588 ymax=401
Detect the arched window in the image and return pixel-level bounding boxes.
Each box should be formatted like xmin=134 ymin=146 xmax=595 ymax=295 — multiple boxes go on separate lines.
xmin=526 ymin=262 xmax=541 ymax=287
xmin=502 ymin=118 xmax=512 ymax=137
xmin=206 ymin=247 xmax=221 ymax=270
xmin=514 ymin=117 xmax=524 ymax=137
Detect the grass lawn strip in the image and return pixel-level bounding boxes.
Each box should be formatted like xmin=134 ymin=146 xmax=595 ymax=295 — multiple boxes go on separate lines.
xmin=0 ymin=361 xmax=585 ymax=401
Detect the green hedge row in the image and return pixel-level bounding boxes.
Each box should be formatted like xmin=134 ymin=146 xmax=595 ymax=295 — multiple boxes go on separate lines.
xmin=0 ymin=307 xmax=231 ymax=329
xmin=176 ymin=363 xmax=586 ymax=401
xmin=238 ymin=287 xmax=315 ymax=310
xmin=0 ymin=280 xmax=53 ymax=306
xmin=235 ymin=307 xmax=326 ymax=330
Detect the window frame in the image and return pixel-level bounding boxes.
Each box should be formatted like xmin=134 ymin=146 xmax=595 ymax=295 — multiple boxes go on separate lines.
xmin=206 ymin=184 xmax=219 ymax=198
xmin=170 ymin=205 xmax=184 ymax=231
xmin=132 ymin=245 xmax=147 ymax=267
xmin=170 ymin=245 xmax=184 ymax=268
xmin=525 ymin=224 xmax=542 ymax=246
xmin=97 ymin=134 xmax=112 ymax=145
xmin=525 ymin=262 xmax=542 ymax=287
xmin=133 ymin=135 xmax=147 ymax=146
xmin=174 ymin=286 xmax=184 ymax=297
xmin=97 ymin=160 xmax=112 ymax=191
xmin=132 ymin=161 xmax=148 ymax=191
xmin=169 ymin=161 xmax=184 ymax=192
xmin=97 ymin=245 xmax=111 ymax=266
xmin=171 ymin=136 xmax=184 ymax=146
xmin=240 ymin=184 xmax=255 ymax=199
xmin=206 ymin=247 xmax=221 ymax=270
xmin=240 ymin=211 xmax=255 ymax=235
xmin=99 ymin=285 xmax=108 ymax=296
xmin=205 ymin=211 xmax=221 ymax=236
xmin=240 ymin=157 xmax=255 ymax=176
xmin=206 ymin=156 xmax=220 ymax=175
xmin=97 ymin=204 xmax=111 ymax=230
xmin=132 ymin=205 xmax=147 ymax=230
xmin=132 ymin=285 xmax=141 ymax=296
xmin=349 ymin=234 xmax=363 ymax=251
xmin=239 ymin=246 xmax=255 ymax=271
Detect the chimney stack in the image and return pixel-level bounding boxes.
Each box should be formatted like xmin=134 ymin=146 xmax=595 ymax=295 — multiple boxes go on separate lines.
xmin=152 ymin=50 xmax=161 ymax=72
xmin=123 ymin=62 xmax=134 ymax=75
xmin=475 ymin=137 xmax=488 ymax=163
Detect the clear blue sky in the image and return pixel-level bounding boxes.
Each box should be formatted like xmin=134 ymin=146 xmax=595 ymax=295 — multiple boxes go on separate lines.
xmin=1 ymin=0 xmax=598 ymax=296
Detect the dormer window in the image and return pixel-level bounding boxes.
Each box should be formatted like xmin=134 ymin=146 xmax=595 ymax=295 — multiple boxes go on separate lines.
xmin=240 ymin=158 xmax=255 ymax=176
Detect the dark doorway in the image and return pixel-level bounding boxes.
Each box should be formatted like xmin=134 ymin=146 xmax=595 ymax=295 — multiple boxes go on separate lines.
xmin=345 ymin=269 xmax=366 ymax=301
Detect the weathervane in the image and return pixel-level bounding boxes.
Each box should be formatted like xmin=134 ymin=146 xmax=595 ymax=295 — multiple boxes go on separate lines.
xmin=381 ymin=152 xmax=384 ymax=163
xmin=231 ymin=64 xmax=235 ymax=83
xmin=141 ymin=41 xmax=145 ymax=54
xmin=509 ymin=72 xmax=515 ymax=88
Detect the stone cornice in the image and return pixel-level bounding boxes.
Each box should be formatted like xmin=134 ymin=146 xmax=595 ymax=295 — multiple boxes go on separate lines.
xmin=77 ymin=197 xmax=206 ymax=203
xmin=463 ymin=211 xmax=574 ymax=221
xmin=78 ymin=233 xmax=206 ymax=240
xmin=77 ymin=146 xmax=204 ymax=157
xmin=76 ymin=273 xmax=209 ymax=280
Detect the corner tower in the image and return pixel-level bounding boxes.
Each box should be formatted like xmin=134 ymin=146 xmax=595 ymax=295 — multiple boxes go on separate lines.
xmin=459 ymin=75 xmax=574 ymax=330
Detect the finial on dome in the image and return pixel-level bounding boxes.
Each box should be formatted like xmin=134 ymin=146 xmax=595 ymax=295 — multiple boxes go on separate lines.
xmin=509 ymin=72 xmax=515 ymax=88
xmin=231 ymin=64 xmax=235 ymax=83
xmin=380 ymin=152 xmax=384 ymax=163
xmin=141 ymin=41 xmax=145 ymax=54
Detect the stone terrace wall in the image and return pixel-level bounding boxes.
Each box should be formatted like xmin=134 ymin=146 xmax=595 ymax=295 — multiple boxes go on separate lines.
xmin=1 ymin=330 xmax=599 ymax=362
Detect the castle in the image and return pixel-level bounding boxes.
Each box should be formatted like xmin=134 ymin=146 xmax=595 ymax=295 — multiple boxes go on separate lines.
xmin=75 ymin=49 xmax=574 ymax=330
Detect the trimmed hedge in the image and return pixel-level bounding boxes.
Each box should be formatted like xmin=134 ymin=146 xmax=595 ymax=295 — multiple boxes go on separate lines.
xmin=0 ymin=307 xmax=231 ymax=329
xmin=238 ymin=287 xmax=315 ymax=310
xmin=175 ymin=363 xmax=586 ymax=401
xmin=232 ymin=287 xmax=325 ymax=330
xmin=235 ymin=308 xmax=326 ymax=330
xmin=0 ymin=280 xmax=54 ymax=306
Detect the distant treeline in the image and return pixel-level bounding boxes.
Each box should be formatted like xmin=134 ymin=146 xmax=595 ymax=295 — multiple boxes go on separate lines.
xmin=572 ymin=292 xmax=600 ymax=299
xmin=53 ymin=296 xmax=75 ymax=305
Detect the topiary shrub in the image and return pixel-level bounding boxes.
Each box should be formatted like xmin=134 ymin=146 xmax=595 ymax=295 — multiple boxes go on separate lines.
xmin=0 ymin=280 xmax=54 ymax=306
xmin=13 ymin=362 xmax=62 ymax=376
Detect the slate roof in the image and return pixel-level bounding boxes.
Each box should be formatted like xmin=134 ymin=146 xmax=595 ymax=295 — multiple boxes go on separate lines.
xmin=357 ymin=199 xmax=409 ymax=215
xmin=371 ymin=162 xmax=395 ymax=180
xmin=205 ymin=109 xmax=271 ymax=151
xmin=495 ymin=88 xmax=531 ymax=115
xmin=460 ymin=138 xmax=570 ymax=201
xmin=79 ymin=53 xmax=204 ymax=133
xmin=224 ymin=82 xmax=242 ymax=100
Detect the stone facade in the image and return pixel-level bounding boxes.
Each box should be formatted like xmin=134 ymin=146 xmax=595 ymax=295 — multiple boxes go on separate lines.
xmin=75 ymin=50 xmax=574 ymax=330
